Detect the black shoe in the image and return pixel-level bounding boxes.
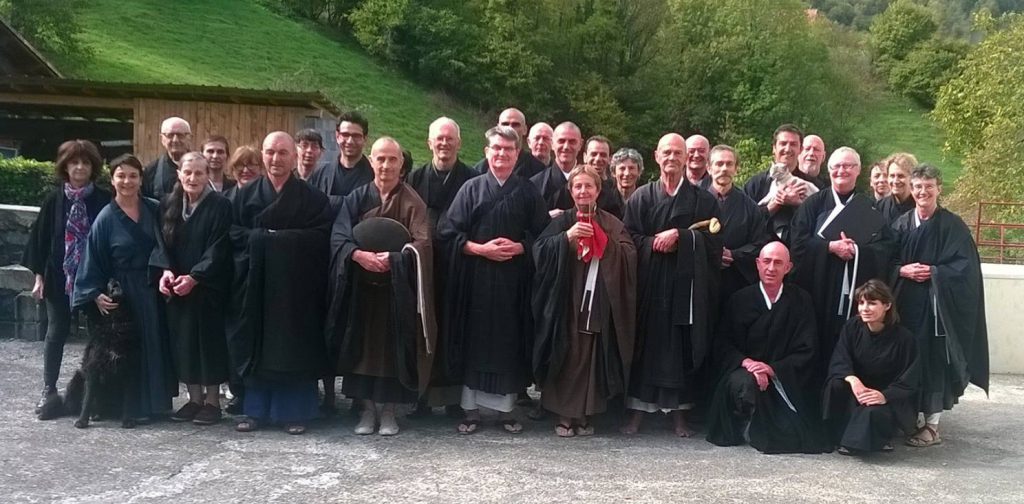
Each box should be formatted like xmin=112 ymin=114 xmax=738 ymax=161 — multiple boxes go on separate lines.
xmin=192 ymin=404 xmax=223 ymax=425
xmin=225 ymin=396 xmax=244 ymax=415
xmin=35 ymin=386 xmax=57 ymax=415
xmin=170 ymin=402 xmax=202 ymax=422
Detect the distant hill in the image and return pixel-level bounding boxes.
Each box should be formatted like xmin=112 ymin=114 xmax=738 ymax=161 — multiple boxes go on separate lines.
xmin=62 ymin=0 xmax=488 ymax=162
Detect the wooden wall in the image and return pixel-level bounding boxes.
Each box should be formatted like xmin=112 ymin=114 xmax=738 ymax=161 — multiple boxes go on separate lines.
xmin=132 ymin=98 xmax=318 ymax=164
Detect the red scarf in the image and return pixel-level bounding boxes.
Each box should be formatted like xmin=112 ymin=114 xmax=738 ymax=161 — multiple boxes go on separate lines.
xmin=576 ymin=208 xmax=608 ymax=262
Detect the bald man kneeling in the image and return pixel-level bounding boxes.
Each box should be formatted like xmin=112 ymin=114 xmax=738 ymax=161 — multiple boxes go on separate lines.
xmin=705 ymin=242 xmax=829 ymax=453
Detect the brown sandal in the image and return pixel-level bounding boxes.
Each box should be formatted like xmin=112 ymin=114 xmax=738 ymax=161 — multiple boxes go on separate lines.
xmin=906 ymin=425 xmax=942 ymax=447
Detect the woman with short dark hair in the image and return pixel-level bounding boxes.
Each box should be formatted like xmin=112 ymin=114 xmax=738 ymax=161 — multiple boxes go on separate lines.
xmin=823 ymin=279 xmax=919 ymax=455
xmin=23 ymin=140 xmax=111 ymax=415
xmin=72 ymin=154 xmax=177 ymax=422
xmin=151 ymin=152 xmax=233 ymax=425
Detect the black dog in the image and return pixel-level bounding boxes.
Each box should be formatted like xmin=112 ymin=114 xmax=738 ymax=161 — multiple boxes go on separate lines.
xmin=38 ymin=279 xmax=140 ymax=428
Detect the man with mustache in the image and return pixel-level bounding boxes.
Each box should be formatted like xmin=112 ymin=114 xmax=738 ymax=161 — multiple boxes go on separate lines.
xmin=797 ymin=134 xmax=828 ymax=189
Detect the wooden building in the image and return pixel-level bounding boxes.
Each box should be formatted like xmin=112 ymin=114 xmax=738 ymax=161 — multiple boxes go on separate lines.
xmin=1 ymin=18 xmax=340 ymax=163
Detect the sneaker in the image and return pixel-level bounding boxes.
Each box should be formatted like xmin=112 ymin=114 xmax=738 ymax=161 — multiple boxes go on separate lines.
xmin=354 ymin=410 xmax=376 ymax=435
xmin=170 ymin=402 xmax=202 ymax=422
xmin=192 ymin=404 xmax=222 ymax=425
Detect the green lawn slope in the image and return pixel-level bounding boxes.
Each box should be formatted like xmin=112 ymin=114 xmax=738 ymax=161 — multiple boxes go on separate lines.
xmin=64 ymin=0 xmax=488 ymax=162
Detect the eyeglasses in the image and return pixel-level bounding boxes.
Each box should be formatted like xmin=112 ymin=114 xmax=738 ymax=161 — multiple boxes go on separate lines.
xmin=831 ymin=163 xmax=860 ymax=170
xmin=238 ymin=164 xmax=260 ymax=173
xmin=161 ymin=132 xmax=191 ymax=140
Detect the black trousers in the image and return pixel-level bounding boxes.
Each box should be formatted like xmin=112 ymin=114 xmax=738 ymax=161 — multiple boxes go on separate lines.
xmin=42 ymin=293 xmax=73 ymax=389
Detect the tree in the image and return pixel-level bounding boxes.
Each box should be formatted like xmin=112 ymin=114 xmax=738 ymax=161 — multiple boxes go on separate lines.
xmin=887 ymin=37 xmax=970 ymax=108
xmin=0 ymin=0 xmax=89 ymax=59
xmin=869 ymin=0 xmax=938 ymax=74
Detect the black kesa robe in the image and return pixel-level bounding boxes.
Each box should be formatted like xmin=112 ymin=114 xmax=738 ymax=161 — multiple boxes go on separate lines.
xmin=706 ymin=283 xmax=827 ymax=454
xmin=623 ymin=179 xmax=722 ymax=407
xmin=406 ymin=160 xmax=477 ymax=229
xmin=891 ymin=207 xmax=988 ymax=413
xmin=142 ymin=152 xmax=179 ymax=201
xmin=473 ymin=149 xmax=547 ymax=179
xmin=713 ymin=187 xmax=773 ymax=304
xmin=150 ymin=192 xmax=233 ymax=385
xmin=307 ymin=155 xmax=374 ymax=214
xmin=790 ymin=189 xmax=896 ymax=369
xmin=436 ymin=172 xmax=550 ymax=393
xmin=532 ymin=209 xmax=637 ymax=417
xmin=530 ymin=165 xmax=574 ymax=211
xmin=599 ymin=178 xmax=625 ymax=219
xmin=22 ymin=186 xmax=111 ymax=301
xmin=325 ymin=183 xmax=436 ymax=396
xmin=876 ymin=193 xmax=915 ymax=225
xmin=228 ymin=175 xmax=332 ymax=381
xmin=823 ymin=318 xmax=919 ymax=451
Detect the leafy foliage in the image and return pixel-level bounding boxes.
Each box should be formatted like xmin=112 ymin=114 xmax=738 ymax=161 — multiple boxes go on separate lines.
xmin=870 ymin=1 xmax=938 ymax=73
xmin=887 ymin=37 xmax=970 ymax=107
xmin=0 ymin=158 xmax=57 ymax=207
xmin=0 ymin=0 xmax=91 ymax=65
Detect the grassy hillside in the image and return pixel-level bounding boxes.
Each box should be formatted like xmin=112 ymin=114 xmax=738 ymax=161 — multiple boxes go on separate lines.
xmin=853 ymin=93 xmax=962 ymax=187
xmin=61 ymin=0 xmax=488 ymax=162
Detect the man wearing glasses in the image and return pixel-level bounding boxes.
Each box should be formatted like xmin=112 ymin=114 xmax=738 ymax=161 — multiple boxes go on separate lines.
xmin=308 ymin=111 xmax=375 ymax=213
xmin=143 ymin=116 xmax=191 ymax=200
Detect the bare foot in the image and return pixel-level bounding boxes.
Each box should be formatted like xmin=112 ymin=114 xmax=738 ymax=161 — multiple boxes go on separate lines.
xmin=672 ymin=411 xmax=695 ymax=438
xmin=620 ymin=410 xmax=643 ymax=435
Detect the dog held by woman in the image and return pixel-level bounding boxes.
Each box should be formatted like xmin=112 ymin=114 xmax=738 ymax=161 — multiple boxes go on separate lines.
xmin=37 ymin=279 xmax=141 ymax=428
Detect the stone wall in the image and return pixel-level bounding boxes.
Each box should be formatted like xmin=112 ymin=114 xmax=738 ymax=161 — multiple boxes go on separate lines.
xmin=0 ymin=204 xmax=39 ymax=267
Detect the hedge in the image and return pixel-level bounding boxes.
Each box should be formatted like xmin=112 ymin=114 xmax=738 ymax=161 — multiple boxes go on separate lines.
xmin=0 ymin=157 xmax=111 ymax=207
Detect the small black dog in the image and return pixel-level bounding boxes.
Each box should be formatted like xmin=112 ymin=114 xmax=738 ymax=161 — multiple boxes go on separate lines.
xmin=38 ymin=279 xmax=140 ymax=428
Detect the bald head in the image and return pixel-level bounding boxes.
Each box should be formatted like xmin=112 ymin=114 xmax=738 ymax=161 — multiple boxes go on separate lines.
xmin=553 ymin=122 xmax=583 ymax=171
xmin=370 ymin=136 xmax=403 ymax=189
xmin=799 ymin=134 xmax=826 ymax=178
xmin=756 ymin=241 xmax=792 ymax=289
xmin=160 ymin=116 xmax=192 ymax=160
xmin=498 ymin=108 xmax=528 ymax=140
xmin=529 ymin=122 xmax=554 ymax=164
xmin=686 ymin=135 xmax=710 ymax=175
xmin=262 ymin=131 xmax=297 ymax=179
xmin=655 ymin=133 xmax=687 ymax=177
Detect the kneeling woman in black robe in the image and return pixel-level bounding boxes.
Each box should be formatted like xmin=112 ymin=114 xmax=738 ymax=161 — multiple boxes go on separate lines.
xmin=823 ymin=279 xmax=919 ymax=455
xmin=151 ymin=152 xmax=233 ymax=426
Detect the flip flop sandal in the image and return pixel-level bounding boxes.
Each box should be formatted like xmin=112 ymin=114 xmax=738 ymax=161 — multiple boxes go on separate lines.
xmin=285 ymin=424 xmax=306 ymax=435
xmin=906 ymin=425 xmax=942 ymax=447
xmin=555 ymin=423 xmax=576 ymax=437
xmin=501 ymin=419 xmax=523 ymax=434
xmin=457 ymin=419 xmax=480 ymax=435
xmin=235 ymin=418 xmax=259 ymax=432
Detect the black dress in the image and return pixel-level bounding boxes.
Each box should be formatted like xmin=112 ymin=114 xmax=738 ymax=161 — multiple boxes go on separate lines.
xmin=151 ymin=192 xmax=233 ymax=385
xmin=823 ymin=318 xmax=919 ymax=452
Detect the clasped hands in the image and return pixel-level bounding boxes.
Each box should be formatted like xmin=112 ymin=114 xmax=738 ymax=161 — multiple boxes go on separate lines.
xmin=652 ymin=228 xmax=680 ymax=253
xmin=159 ymin=270 xmax=198 ymax=297
xmin=742 ymin=358 xmax=775 ymax=392
xmin=466 ymin=237 xmax=524 ymax=262
xmin=900 ymin=262 xmax=932 ymax=283
xmin=828 ymin=231 xmax=856 ymax=261
xmin=353 ymin=249 xmax=391 ymax=273
xmin=845 ymin=376 xmax=887 ymax=406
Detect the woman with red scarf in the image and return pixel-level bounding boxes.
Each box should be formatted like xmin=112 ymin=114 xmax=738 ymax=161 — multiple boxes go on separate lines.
xmin=23 ymin=140 xmax=111 ymax=416
xmin=532 ymin=165 xmax=637 ymax=437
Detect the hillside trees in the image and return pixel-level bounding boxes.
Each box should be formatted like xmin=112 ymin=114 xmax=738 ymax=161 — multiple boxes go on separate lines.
xmin=933 ymin=13 xmax=1024 ymax=211
xmin=0 ymin=0 xmax=89 ymax=62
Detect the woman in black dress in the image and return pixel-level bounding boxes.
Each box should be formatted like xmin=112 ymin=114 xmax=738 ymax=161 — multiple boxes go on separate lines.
xmin=823 ymin=279 xmax=919 ymax=455
xmin=152 ymin=152 xmax=233 ymax=425
xmin=23 ymin=140 xmax=111 ymax=414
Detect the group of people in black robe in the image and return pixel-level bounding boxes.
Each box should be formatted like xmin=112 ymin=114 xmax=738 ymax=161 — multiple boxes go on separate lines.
xmin=24 ymin=112 xmax=988 ymax=454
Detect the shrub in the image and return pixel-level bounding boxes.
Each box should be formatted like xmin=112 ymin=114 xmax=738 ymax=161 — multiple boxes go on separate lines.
xmin=888 ymin=37 xmax=970 ymax=108
xmin=0 ymin=158 xmax=57 ymax=207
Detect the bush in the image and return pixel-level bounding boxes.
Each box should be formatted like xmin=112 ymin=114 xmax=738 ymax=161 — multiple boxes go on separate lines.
xmin=888 ymin=37 xmax=970 ymax=108
xmin=869 ymin=0 xmax=937 ymax=75
xmin=0 ymin=158 xmax=57 ymax=207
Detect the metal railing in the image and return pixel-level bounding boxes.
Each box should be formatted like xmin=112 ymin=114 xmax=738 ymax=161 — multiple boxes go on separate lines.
xmin=974 ymin=202 xmax=1024 ymax=264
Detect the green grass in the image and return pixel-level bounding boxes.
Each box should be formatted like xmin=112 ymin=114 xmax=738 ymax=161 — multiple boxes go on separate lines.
xmin=60 ymin=0 xmax=488 ymax=163
xmin=852 ymin=92 xmax=962 ymax=190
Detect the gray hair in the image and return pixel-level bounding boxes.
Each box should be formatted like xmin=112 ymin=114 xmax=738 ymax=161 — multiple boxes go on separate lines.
xmin=828 ymin=146 xmax=861 ymax=168
xmin=178 ymin=151 xmax=207 ymax=170
xmin=709 ymin=144 xmax=738 ymax=163
xmin=161 ymin=116 xmax=191 ymax=134
xmin=428 ymin=116 xmax=461 ymax=140
xmin=485 ymin=125 xmax=520 ymax=149
xmin=611 ymin=148 xmax=644 ymax=173
xmin=910 ymin=164 xmax=943 ymax=185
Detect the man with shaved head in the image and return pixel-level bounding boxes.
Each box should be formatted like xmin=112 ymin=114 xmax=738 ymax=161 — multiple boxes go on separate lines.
xmin=472 ymin=107 xmax=547 ymax=179
xmin=621 ymin=132 xmax=722 ymax=437
xmin=228 ymin=131 xmax=333 ymax=435
xmin=528 ymin=122 xmax=555 ymax=167
xmin=798 ymin=134 xmax=828 ymax=189
xmin=143 ymin=116 xmax=192 ymax=199
xmin=531 ymin=121 xmax=583 ymax=218
xmin=326 ymin=136 xmax=435 ymax=436
xmin=706 ymin=242 xmax=828 ymax=453
xmin=685 ymin=134 xmax=712 ymax=189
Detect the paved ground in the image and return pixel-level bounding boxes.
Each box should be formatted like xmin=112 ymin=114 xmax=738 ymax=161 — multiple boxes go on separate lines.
xmin=0 ymin=339 xmax=1020 ymax=504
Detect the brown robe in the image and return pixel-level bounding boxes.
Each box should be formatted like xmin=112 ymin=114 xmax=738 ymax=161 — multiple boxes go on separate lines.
xmin=532 ymin=209 xmax=637 ymax=418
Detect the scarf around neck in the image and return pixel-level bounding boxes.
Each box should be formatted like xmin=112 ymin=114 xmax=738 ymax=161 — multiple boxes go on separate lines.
xmin=63 ymin=182 xmax=94 ymax=295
